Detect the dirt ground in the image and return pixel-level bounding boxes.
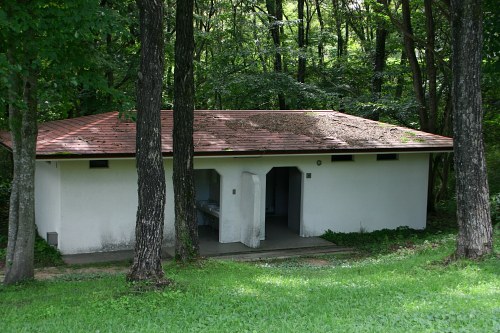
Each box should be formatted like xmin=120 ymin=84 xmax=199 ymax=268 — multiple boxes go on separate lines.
xmin=0 ymin=265 xmax=130 ymax=282
xmin=0 ymin=254 xmax=341 ymax=282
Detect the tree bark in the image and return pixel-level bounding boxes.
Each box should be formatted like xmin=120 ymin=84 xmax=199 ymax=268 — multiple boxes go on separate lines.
xmin=128 ymin=0 xmax=166 ymax=282
xmin=314 ymin=0 xmax=325 ymax=66
xmin=332 ymin=0 xmax=344 ymax=58
xmin=394 ymin=49 xmax=406 ymax=99
xmin=451 ymin=0 xmax=492 ymax=259
xmin=297 ymin=0 xmax=306 ymax=83
xmin=4 ymin=64 xmax=38 ymax=285
xmin=3 ymin=3 xmax=38 ymax=284
xmin=371 ymin=0 xmax=388 ymax=100
xmin=401 ymin=0 xmax=428 ymax=131
xmin=370 ymin=0 xmax=388 ymax=121
xmin=344 ymin=14 xmax=349 ymax=57
xmin=266 ymin=0 xmax=287 ymax=109
xmin=173 ymin=0 xmax=199 ymax=262
xmin=424 ymin=0 xmax=438 ymax=212
xmin=424 ymin=0 xmax=437 ymax=133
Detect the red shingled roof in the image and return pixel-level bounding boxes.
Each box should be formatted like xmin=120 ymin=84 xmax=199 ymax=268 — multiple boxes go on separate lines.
xmin=0 ymin=110 xmax=453 ymax=159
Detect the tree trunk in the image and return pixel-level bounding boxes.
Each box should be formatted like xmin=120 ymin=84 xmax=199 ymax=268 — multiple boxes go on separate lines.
xmin=173 ymin=0 xmax=199 ymax=262
xmin=297 ymin=0 xmax=306 ymax=83
xmin=424 ymin=0 xmax=438 ymax=213
xmin=314 ymin=0 xmax=324 ymax=66
xmin=252 ymin=10 xmax=268 ymax=72
xmin=370 ymin=0 xmax=388 ymax=121
xmin=394 ymin=49 xmax=406 ymax=99
xmin=427 ymin=155 xmax=436 ymax=213
xmin=276 ymin=0 xmax=286 ymax=74
xmin=372 ymin=0 xmax=387 ymax=99
xmin=424 ymin=0 xmax=437 ymax=133
xmin=332 ymin=0 xmax=344 ymax=58
xmin=401 ymin=0 xmax=428 ymax=131
xmin=128 ymin=0 xmax=166 ymax=282
xmin=451 ymin=0 xmax=492 ymax=259
xmin=266 ymin=0 xmax=286 ymax=109
xmin=344 ymin=14 xmax=349 ymax=57
xmin=4 ymin=65 xmax=38 ymax=285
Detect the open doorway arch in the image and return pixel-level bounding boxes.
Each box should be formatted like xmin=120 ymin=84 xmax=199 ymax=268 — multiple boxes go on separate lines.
xmin=265 ymin=167 xmax=302 ymax=239
xmin=194 ymin=169 xmax=221 ymax=242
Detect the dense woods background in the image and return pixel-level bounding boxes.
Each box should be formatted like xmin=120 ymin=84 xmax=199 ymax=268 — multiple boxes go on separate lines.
xmin=0 ymin=0 xmax=498 ymax=220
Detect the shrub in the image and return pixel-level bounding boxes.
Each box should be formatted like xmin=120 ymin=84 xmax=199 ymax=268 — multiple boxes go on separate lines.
xmin=0 ymin=234 xmax=63 ymax=269
xmin=321 ymin=226 xmax=441 ymax=254
xmin=34 ymin=234 xmax=64 ymax=267
xmin=0 ymin=247 xmax=5 ymax=269
xmin=491 ymin=193 xmax=500 ymax=226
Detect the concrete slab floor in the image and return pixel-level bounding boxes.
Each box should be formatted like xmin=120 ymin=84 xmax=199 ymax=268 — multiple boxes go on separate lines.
xmin=63 ymin=222 xmax=343 ymax=265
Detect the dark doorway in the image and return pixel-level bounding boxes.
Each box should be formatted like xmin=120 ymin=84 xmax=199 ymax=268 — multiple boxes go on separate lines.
xmin=194 ymin=169 xmax=221 ymax=242
xmin=265 ymin=167 xmax=302 ymax=238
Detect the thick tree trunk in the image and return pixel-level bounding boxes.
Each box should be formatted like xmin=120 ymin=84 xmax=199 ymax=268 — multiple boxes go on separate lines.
xmin=128 ymin=0 xmax=166 ymax=282
xmin=4 ymin=66 xmax=38 ymax=285
xmin=266 ymin=0 xmax=286 ymax=109
xmin=173 ymin=0 xmax=199 ymax=262
xmin=297 ymin=0 xmax=306 ymax=83
xmin=451 ymin=0 xmax=492 ymax=259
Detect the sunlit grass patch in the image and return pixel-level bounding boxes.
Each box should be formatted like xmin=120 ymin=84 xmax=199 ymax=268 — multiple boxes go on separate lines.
xmin=0 ymin=232 xmax=499 ymax=333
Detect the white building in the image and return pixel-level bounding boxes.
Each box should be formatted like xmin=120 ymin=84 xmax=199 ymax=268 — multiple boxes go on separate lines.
xmin=0 ymin=110 xmax=453 ymax=254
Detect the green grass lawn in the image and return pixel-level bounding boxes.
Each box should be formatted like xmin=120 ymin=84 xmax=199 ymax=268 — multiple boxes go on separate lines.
xmin=0 ymin=232 xmax=499 ymax=333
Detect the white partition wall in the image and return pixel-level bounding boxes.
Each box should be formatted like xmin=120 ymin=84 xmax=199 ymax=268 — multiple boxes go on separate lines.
xmin=240 ymin=172 xmax=261 ymax=248
xmin=35 ymin=161 xmax=61 ymax=245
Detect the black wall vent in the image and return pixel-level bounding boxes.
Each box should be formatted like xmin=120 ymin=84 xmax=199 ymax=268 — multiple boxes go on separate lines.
xmin=376 ymin=154 xmax=399 ymax=161
xmin=331 ymin=155 xmax=354 ymax=162
xmin=89 ymin=160 xmax=109 ymax=168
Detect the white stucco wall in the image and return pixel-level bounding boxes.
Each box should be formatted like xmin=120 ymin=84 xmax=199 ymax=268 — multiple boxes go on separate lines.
xmin=299 ymin=154 xmax=429 ymax=235
xmin=35 ymin=161 xmax=61 ymax=243
xmin=192 ymin=153 xmax=429 ymax=242
xmin=35 ymin=152 xmax=430 ymax=254
xmin=58 ymin=160 xmax=138 ymax=254
xmin=240 ymin=172 xmax=261 ymax=248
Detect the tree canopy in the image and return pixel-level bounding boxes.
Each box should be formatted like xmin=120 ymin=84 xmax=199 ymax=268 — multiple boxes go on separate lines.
xmin=0 ymin=1 xmax=498 ymax=277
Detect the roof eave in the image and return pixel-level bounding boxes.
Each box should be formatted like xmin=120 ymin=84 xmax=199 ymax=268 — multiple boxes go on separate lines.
xmin=35 ymin=146 xmax=453 ymax=160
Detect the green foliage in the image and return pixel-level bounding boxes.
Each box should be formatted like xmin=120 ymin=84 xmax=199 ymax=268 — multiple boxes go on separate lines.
xmin=0 ymin=178 xmax=9 ymax=246
xmin=0 ymin=179 xmax=10 ymax=206
xmin=34 ymin=234 xmax=63 ymax=268
xmin=0 ymin=231 xmax=6 ymax=269
xmin=0 ymin=0 xmax=139 ymax=124
xmin=491 ymin=193 xmax=500 ymax=226
xmin=199 ymin=71 xmax=339 ymax=110
xmin=321 ymin=226 xmax=452 ymax=254
xmin=0 ymin=231 xmax=499 ymax=332
xmin=0 ymin=247 xmax=5 ymax=268
xmin=0 ymin=229 xmax=63 ymax=269
xmin=485 ymin=131 xmax=500 ymax=196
